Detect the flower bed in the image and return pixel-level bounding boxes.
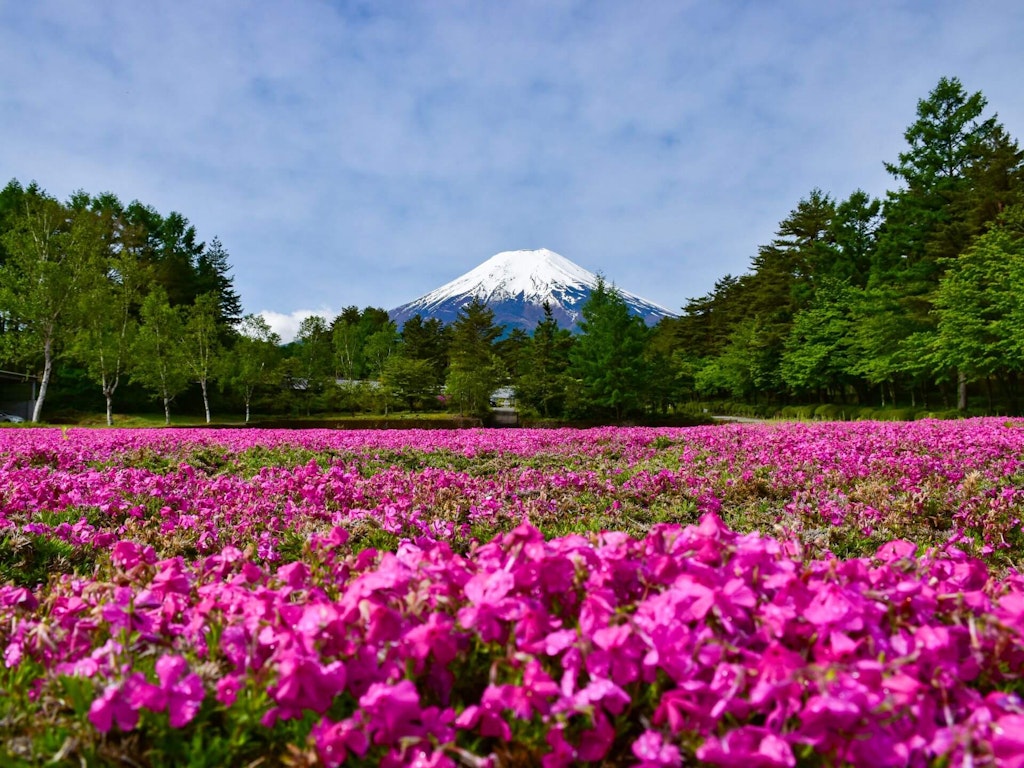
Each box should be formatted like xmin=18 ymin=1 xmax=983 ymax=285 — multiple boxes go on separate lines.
xmin=2 ymin=420 xmax=1024 ymax=765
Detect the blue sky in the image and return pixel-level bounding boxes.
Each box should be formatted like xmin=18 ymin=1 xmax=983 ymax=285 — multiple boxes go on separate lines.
xmin=2 ymin=1 xmax=1023 ymax=341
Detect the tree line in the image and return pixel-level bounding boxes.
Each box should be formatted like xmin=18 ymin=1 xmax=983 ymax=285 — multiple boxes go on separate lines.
xmin=660 ymin=76 xmax=1024 ymax=416
xmin=1 ymin=76 xmax=1022 ymax=423
xmin=0 ymin=178 xmax=645 ymax=423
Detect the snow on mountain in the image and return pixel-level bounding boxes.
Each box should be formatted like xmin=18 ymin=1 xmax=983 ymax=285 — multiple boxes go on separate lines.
xmin=389 ymin=248 xmax=677 ymax=332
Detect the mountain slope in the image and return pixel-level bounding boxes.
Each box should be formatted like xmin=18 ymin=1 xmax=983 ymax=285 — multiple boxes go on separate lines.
xmin=389 ymin=249 xmax=676 ymax=332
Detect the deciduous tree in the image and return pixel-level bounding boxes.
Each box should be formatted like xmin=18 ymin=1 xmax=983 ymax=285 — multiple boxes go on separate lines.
xmin=228 ymin=314 xmax=281 ymax=423
xmin=0 ymin=190 xmax=105 ymax=421
xmin=182 ymin=292 xmax=223 ymax=423
xmin=131 ymin=287 xmax=188 ymax=425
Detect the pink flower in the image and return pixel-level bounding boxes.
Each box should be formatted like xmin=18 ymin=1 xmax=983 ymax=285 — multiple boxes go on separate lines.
xmin=577 ymin=710 xmax=615 ymax=761
xmin=154 ymin=654 xmax=205 ymax=727
xmin=215 ymin=674 xmax=241 ymax=707
xmin=111 ymin=540 xmax=155 ymax=570
xmin=360 ymin=679 xmax=426 ymax=745
xmin=542 ymin=725 xmax=576 ymax=768
xmin=696 ymin=727 xmax=795 ymax=768
xmin=403 ymin=612 xmax=459 ymax=666
xmin=992 ymin=714 xmax=1024 ymax=768
xmin=632 ymin=730 xmax=683 ymax=767
xmin=272 ymin=652 xmax=346 ymax=715
xmin=89 ymin=683 xmax=139 ymax=733
xmin=313 ymin=716 xmax=369 ymax=768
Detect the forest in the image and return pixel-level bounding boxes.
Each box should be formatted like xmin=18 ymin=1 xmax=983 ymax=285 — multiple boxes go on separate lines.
xmin=0 ymin=76 xmax=1022 ymax=424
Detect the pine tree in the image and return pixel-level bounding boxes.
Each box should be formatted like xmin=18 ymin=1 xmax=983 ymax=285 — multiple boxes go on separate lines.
xmin=445 ymin=298 xmax=505 ymax=417
xmin=568 ymin=278 xmax=650 ymax=420
xmin=516 ymin=302 xmax=574 ymax=417
xmin=195 ymin=236 xmax=243 ymax=327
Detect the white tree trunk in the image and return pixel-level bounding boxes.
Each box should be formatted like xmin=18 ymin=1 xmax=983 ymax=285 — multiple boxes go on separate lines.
xmin=32 ymin=337 xmax=53 ymax=423
xmin=201 ymin=379 xmax=211 ymax=423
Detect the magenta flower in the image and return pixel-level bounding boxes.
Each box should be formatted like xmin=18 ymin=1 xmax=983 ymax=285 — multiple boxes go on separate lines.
xmin=89 ymin=683 xmax=140 ymax=733
xmin=542 ymin=724 xmax=577 ymax=768
xmin=215 ymin=674 xmax=242 ymax=707
xmin=696 ymin=727 xmax=795 ymax=768
xmin=110 ymin=540 xmax=156 ymax=570
xmin=992 ymin=714 xmax=1024 ymax=768
xmin=360 ymin=679 xmax=426 ymax=745
xmin=403 ymin=612 xmax=459 ymax=667
xmin=577 ymin=709 xmax=615 ymax=761
xmin=154 ymin=654 xmax=205 ymax=727
xmin=632 ymin=729 xmax=683 ymax=767
xmin=313 ymin=716 xmax=369 ymax=768
xmin=271 ymin=652 xmax=346 ymax=716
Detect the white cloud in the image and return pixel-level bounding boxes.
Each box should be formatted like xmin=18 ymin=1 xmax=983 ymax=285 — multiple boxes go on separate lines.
xmin=258 ymin=309 xmax=334 ymax=345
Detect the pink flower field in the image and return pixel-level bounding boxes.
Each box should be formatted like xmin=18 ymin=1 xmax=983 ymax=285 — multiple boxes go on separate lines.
xmin=2 ymin=420 xmax=1024 ymax=766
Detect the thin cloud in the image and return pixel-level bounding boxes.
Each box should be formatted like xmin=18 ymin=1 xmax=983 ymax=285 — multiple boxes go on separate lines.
xmin=258 ymin=309 xmax=333 ymax=345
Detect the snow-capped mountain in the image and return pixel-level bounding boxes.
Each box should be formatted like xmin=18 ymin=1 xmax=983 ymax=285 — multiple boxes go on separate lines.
xmin=388 ymin=248 xmax=677 ymax=333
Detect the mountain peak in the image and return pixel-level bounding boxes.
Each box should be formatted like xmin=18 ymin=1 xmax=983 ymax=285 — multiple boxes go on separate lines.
xmin=389 ymin=248 xmax=676 ymax=332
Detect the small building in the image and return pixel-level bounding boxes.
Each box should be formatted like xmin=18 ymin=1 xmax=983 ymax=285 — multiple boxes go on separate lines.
xmin=0 ymin=369 xmax=37 ymax=420
xmin=490 ymin=387 xmax=516 ymax=408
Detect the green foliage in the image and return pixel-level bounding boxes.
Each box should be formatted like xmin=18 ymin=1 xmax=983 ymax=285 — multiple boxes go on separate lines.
xmin=399 ymin=314 xmax=450 ymax=384
xmin=381 ymin=354 xmax=437 ymax=411
xmin=932 ymin=205 xmax=1024 ymax=380
xmin=568 ymin=277 xmax=650 ymax=419
xmin=445 ymin=299 xmax=505 ymax=417
xmin=0 ymin=530 xmax=98 ymax=587
xmin=130 ymin=287 xmax=190 ymax=425
xmin=780 ymin=279 xmax=855 ymax=396
xmin=515 ymin=302 xmax=574 ymax=417
xmin=226 ymin=314 xmax=281 ymax=423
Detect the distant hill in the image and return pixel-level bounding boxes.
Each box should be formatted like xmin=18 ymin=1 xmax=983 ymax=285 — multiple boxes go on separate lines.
xmin=388 ymin=248 xmax=676 ymax=332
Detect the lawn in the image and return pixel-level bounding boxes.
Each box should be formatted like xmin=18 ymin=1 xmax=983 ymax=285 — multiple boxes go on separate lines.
xmin=1 ymin=420 xmax=1023 ymax=766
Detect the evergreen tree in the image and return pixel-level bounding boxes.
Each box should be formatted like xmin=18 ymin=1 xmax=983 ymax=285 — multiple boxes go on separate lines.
xmin=780 ymin=279 xmax=856 ymax=400
xmin=516 ymin=302 xmax=574 ymax=417
xmin=155 ymin=212 xmax=204 ymax=308
xmin=568 ymin=278 xmax=650 ymax=419
xmin=832 ymin=190 xmax=882 ymax=287
xmin=381 ymin=354 xmax=437 ymax=412
xmin=445 ymin=298 xmax=505 ymax=416
xmin=932 ymin=205 xmax=1024 ymax=408
xmin=399 ymin=314 xmax=450 ymax=385
xmin=194 ymin=237 xmax=243 ymax=327
xmin=876 ymin=77 xmax=1008 ymax=408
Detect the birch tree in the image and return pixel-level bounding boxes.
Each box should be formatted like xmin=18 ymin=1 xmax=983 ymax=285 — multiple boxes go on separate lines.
xmin=228 ymin=314 xmax=280 ymax=423
xmin=131 ymin=287 xmax=188 ymax=425
xmin=71 ymin=205 xmax=149 ymax=425
xmin=182 ymin=292 xmax=222 ymax=423
xmin=0 ymin=190 xmax=104 ymax=421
